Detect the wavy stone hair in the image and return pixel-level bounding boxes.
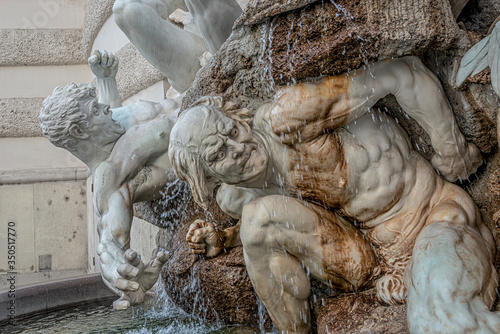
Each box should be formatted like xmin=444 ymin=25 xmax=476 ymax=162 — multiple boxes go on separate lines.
xmin=39 ymin=83 xmax=96 ymax=150
xmin=169 ymin=96 xmax=253 ymax=209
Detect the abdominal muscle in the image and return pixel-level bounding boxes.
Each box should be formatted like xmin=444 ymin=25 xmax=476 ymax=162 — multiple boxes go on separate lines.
xmin=340 ymin=113 xmax=444 ymax=268
xmin=292 ymin=111 xmax=443 ymax=262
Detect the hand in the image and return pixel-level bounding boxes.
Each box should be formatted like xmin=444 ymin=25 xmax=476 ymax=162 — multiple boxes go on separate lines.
xmin=88 ymin=50 xmax=119 ymax=79
xmin=431 ymin=142 xmax=482 ymax=182
xmin=112 ymin=249 xmax=169 ymax=310
xmin=168 ymin=9 xmax=193 ymax=26
xmin=186 ymin=219 xmax=224 ymax=257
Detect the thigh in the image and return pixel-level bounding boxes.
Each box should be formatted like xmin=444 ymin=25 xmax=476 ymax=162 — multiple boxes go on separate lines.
xmin=407 ymin=220 xmax=498 ymax=333
xmin=240 ymin=195 xmax=378 ymax=291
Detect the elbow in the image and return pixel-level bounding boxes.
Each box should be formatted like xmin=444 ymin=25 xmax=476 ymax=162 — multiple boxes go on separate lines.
xmin=395 ymin=57 xmax=440 ymax=93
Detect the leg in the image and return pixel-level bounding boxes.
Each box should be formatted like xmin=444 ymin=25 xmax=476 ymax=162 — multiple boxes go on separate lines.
xmin=407 ymin=199 xmax=499 ymax=333
xmin=113 ymin=0 xmax=207 ymax=92
xmin=186 ymin=0 xmax=242 ymax=54
xmin=240 ymin=196 xmax=378 ymax=333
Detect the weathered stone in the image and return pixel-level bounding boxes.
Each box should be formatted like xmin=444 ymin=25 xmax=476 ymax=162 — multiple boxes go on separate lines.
xmin=153 ymin=0 xmax=500 ymax=331
xmin=162 ymin=240 xmax=273 ymax=328
xmin=135 ymin=178 xmax=273 ymax=327
xmin=183 ymin=0 xmax=463 ymax=109
xmin=458 ymin=0 xmax=500 ymax=35
xmin=0 ymin=98 xmax=44 ymax=138
xmin=0 ymin=29 xmax=86 ymax=66
xmin=82 ymin=0 xmax=115 ymax=56
xmin=315 ymin=290 xmax=408 ymax=334
xmin=114 ymin=43 xmax=166 ymax=102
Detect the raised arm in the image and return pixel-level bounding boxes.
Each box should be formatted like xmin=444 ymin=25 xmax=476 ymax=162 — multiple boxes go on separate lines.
xmin=89 ymin=50 xmax=122 ymax=108
xmin=270 ymin=56 xmax=482 ymax=182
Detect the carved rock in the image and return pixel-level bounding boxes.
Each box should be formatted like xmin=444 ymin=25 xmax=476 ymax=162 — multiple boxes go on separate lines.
xmin=183 ymin=0 xmax=463 ymax=109
xmin=162 ymin=238 xmax=273 ymax=328
xmin=315 ymin=290 xmax=408 ymax=334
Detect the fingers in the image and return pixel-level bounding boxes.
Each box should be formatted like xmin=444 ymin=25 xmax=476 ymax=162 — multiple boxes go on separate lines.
xmin=114 ymin=277 xmax=140 ymax=291
xmin=117 ymin=263 xmax=140 ymax=280
xmin=111 ymin=57 xmax=119 ymax=71
xmin=188 ymin=242 xmax=206 ymax=254
xmin=100 ymin=50 xmax=109 ymax=67
xmin=89 ymin=50 xmax=118 ymax=69
xmin=191 ymin=226 xmax=213 ymax=243
xmin=113 ymin=296 xmax=130 ymax=311
xmin=107 ymin=52 xmax=114 ymax=67
xmin=125 ymin=249 xmax=141 ymax=267
xmin=88 ymin=50 xmax=100 ymax=65
xmin=186 ymin=220 xmax=217 ymax=256
xmin=151 ymin=251 xmax=169 ymax=269
xmin=186 ymin=219 xmax=206 ymax=241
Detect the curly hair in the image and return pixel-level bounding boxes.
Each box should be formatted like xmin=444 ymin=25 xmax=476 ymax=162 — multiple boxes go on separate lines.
xmin=39 ymin=83 xmax=96 ymax=150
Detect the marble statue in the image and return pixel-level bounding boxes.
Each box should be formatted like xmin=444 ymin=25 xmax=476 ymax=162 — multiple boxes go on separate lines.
xmin=456 ymin=15 xmax=500 ymax=96
xmin=169 ymin=56 xmax=499 ymax=333
xmin=39 ymin=50 xmax=178 ymax=310
xmin=38 ymin=0 xmax=248 ymax=311
xmin=112 ymin=0 xmax=244 ymax=93
xmin=456 ymin=15 xmax=500 ymax=146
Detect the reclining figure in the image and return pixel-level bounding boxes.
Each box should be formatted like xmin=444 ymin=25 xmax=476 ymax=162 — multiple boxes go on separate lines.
xmin=169 ymin=56 xmax=499 ymax=333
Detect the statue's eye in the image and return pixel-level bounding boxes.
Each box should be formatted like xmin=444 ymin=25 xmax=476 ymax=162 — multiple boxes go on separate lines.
xmin=92 ymin=102 xmax=99 ymax=115
xmin=230 ymin=127 xmax=238 ymax=137
xmin=217 ymin=150 xmax=225 ymax=160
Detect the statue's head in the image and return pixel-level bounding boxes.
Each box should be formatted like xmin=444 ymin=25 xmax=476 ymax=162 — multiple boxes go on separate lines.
xmin=39 ymin=83 xmax=124 ymax=156
xmin=169 ymin=96 xmax=268 ymax=208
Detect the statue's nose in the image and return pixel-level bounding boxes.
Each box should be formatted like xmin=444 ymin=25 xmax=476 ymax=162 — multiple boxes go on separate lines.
xmin=227 ymin=139 xmax=245 ymax=158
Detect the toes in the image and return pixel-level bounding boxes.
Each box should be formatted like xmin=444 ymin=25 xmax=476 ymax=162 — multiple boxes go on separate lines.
xmin=376 ymin=274 xmax=406 ymax=305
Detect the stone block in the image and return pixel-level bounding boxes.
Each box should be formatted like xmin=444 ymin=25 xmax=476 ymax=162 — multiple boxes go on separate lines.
xmin=0 ymin=184 xmax=35 ymax=273
xmin=0 ymin=98 xmax=45 ymax=138
xmin=0 ymin=65 xmax=91 ymax=99
xmin=0 ymin=29 xmax=86 ymax=66
xmin=82 ymin=0 xmax=116 ymax=56
xmin=33 ymin=180 xmax=88 ymax=271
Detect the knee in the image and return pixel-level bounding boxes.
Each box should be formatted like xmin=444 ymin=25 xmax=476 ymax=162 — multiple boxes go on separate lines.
xmin=113 ymin=0 xmax=131 ymax=15
xmin=240 ymin=198 xmax=274 ymax=249
xmin=113 ymin=0 xmax=138 ymax=27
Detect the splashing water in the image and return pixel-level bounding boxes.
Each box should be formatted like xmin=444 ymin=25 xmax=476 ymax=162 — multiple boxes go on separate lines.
xmin=2 ymin=288 xmax=275 ymax=334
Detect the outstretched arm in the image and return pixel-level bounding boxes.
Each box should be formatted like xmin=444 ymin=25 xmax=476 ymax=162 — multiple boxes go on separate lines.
xmin=271 ymin=56 xmax=482 ymax=182
xmin=89 ymin=50 xmax=122 ymax=108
